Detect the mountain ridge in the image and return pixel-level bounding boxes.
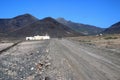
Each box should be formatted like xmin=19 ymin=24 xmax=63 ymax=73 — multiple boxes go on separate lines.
xmin=0 ymin=13 xmax=38 ymax=33
xmin=56 ymin=18 xmax=104 ymax=35
xmin=8 ymin=17 xmax=83 ymax=38
xmin=0 ymin=13 xmax=110 ymax=38
xmin=103 ymin=21 xmax=120 ymax=34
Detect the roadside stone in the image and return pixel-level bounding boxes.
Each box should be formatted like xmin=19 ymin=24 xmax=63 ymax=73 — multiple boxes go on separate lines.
xmin=26 ymin=75 xmax=34 ymax=80
xmin=7 ymin=70 xmax=17 ymax=76
xmin=46 ymin=49 xmax=49 ymax=53
xmin=30 ymin=53 xmax=33 ymax=55
xmin=36 ymin=63 xmax=43 ymax=71
xmin=45 ymin=63 xmax=51 ymax=68
xmin=36 ymin=51 xmax=39 ymax=53
xmin=45 ymin=76 xmax=51 ymax=80
xmin=30 ymin=67 xmax=34 ymax=70
xmin=20 ymin=68 xmax=22 ymax=71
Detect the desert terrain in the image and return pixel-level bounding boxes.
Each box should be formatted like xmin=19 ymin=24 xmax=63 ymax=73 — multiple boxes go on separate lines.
xmin=69 ymin=34 xmax=120 ymax=52
xmin=0 ymin=35 xmax=120 ymax=80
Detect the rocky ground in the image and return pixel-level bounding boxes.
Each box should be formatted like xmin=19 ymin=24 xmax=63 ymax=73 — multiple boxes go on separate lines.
xmin=0 ymin=38 xmax=120 ymax=80
xmin=0 ymin=40 xmax=51 ymax=80
xmin=0 ymin=43 xmax=14 ymax=51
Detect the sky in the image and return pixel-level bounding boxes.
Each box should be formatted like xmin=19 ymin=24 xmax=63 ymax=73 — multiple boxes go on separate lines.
xmin=0 ymin=0 xmax=120 ymax=28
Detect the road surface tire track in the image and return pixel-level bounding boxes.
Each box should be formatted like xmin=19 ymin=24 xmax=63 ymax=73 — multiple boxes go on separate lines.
xmin=47 ymin=39 xmax=120 ymax=80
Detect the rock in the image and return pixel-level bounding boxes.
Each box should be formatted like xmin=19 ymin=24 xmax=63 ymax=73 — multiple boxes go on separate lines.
xmin=39 ymin=71 xmax=42 ymax=74
xmin=45 ymin=63 xmax=51 ymax=67
xmin=26 ymin=75 xmax=34 ymax=80
xmin=45 ymin=76 xmax=51 ymax=80
xmin=36 ymin=63 xmax=43 ymax=71
xmin=20 ymin=68 xmax=22 ymax=71
xmin=46 ymin=49 xmax=49 ymax=53
xmin=45 ymin=60 xmax=49 ymax=63
xmin=30 ymin=53 xmax=33 ymax=55
xmin=30 ymin=67 xmax=34 ymax=70
xmin=7 ymin=70 xmax=17 ymax=76
xmin=36 ymin=51 xmax=39 ymax=53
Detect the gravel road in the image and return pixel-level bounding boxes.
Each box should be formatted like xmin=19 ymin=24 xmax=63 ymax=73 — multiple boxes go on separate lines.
xmin=0 ymin=39 xmax=120 ymax=80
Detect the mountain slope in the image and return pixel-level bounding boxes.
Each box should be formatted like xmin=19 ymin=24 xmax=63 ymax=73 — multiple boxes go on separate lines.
xmin=103 ymin=21 xmax=120 ymax=34
xmin=56 ymin=18 xmax=104 ymax=35
xmin=0 ymin=14 xmax=38 ymax=33
xmin=8 ymin=17 xmax=83 ymax=38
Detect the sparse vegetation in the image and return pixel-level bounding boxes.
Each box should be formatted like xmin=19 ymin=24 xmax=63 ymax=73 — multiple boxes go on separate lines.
xmin=69 ymin=34 xmax=120 ymax=51
xmin=79 ymin=40 xmax=91 ymax=42
xmin=104 ymin=36 xmax=118 ymax=40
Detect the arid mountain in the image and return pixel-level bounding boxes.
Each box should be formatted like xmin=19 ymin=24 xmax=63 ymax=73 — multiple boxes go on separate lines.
xmin=103 ymin=21 xmax=120 ymax=34
xmin=0 ymin=14 xmax=38 ymax=33
xmin=56 ymin=18 xmax=104 ymax=35
xmin=8 ymin=17 xmax=83 ymax=38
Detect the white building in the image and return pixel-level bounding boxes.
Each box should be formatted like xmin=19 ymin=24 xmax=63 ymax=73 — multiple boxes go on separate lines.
xmin=26 ymin=35 xmax=50 ymax=40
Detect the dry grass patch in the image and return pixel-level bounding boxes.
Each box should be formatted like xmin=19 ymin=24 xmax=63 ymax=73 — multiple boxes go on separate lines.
xmin=68 ymin=34 xmax=120 ymax=50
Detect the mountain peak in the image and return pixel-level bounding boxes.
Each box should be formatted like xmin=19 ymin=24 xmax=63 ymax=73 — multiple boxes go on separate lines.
xmin=42 ymin=17 xmax=55 ymax=21
xmin=8 ymin=16 xmax=82 ymax=37
xmin=41 ymin=17 xmax=59 ymax=24
xmin=111 ymin=21 xmax=120 ymax=27
xmin=0 ymin=13 xmax=39 ymax=33
xmin=13 ymin=13 xmax=38 ymax=20
xmin=23 ymin=13 xmax=32 ymax=16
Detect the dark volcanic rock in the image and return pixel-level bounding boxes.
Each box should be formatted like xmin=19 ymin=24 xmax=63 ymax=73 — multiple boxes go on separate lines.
xmin=56 ymin=18 xmax=104 ymax=35
xmin=0 ymin=14 xmax=84 ymax=38
xmin=103 ymin=21 xmax=120 ymax=34
xmin=0 ymin=14 xmax=38 ymax=33
xmin=9 ymin=17 xmax=83 ymax=38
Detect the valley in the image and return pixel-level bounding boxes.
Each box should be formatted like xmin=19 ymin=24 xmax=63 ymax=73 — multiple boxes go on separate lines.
xmin=0 ymin=14 xmax=120 ymax=80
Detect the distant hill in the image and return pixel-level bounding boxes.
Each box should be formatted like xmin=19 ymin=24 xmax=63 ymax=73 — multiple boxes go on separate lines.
xmin=0 ymin=14 xmax=38 ymax=33
xmin=8 ymin=17 xmax=83 ymax=38
xmin=103 ymin=21 xmax=120 ymax=34
xmin=56 ymin=18 xmax=104 ymax=35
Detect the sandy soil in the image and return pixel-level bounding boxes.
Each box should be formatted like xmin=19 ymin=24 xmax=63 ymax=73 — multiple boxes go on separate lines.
xmin=68 ymin=34 xmax=120 ymax=52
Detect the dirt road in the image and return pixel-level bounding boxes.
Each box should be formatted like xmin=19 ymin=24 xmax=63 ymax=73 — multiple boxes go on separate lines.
xmin=0 ymin=39 xmax=120 ymax=80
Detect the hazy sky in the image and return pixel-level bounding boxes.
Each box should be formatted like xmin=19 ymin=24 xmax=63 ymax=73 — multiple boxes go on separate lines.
xmin=0 ymin=0 xmax=120 ymax=28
